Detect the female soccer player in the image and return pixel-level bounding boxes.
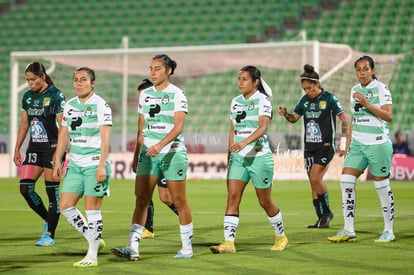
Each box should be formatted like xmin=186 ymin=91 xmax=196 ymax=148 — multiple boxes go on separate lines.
xmin=13 ymin=61 xmax=66 ymax=246
xmin=210 ymin=65 xmax=288 ymax=253
xmin=135 ymin=78 xmax=179 ymax=239
xmin=328 ymin=55 xmax=395 ymax=243
xmin=53 ymin=67 xmax=112 ymax=267
xmin=278 ymin=64 xmax=348 ymax=229
xmin=111 ymin=54 xmax=193 ymax=260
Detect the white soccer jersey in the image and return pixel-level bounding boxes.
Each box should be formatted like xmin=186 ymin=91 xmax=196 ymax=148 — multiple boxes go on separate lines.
xmin=350 ymin=79 xmax=392 ymax=145
xmin=62 ymin=93 xmax=113 ymax=167
xmin=138 ymin=84 xmax=188 ymax=154
xmin=230 ymin=90 xmax=272 ymax=157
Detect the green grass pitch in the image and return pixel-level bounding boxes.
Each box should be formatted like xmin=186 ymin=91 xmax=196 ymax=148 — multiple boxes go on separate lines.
xmin=0 ymin=178 xmax=413 ymax=274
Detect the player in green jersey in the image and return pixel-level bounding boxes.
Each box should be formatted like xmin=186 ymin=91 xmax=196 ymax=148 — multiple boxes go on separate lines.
xmin=328 ymin=56 xmax=395 ymax=243
xmin=135 ymin=79 xmax=179 ymax=239
xmin=210 ymin=65 xmax=288 ymax=254
xmin=53 ymin=67 xmax=112 ymax=267
xmin=13 ymin=62 xmax=66 ymax=247
xmin=111 ymin=54 xmax=193 ymax=260
xmin=279 ymin=64 xmax=348 ymax=229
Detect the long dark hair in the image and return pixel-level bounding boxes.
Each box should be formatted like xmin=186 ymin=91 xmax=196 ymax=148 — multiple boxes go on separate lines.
xmin=25 ymin=62 xmax=54 ymax=86
xmin=239 ymin=65 xmax=269 ymax=97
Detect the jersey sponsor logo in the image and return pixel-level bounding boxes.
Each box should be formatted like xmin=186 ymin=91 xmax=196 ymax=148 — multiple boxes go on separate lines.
xmin=144 ymin=96 xmax=161 ymax=104
xmin=235 ymin=129 xmax=252 ymax=135
xmin=148 ymin=124 xmax=166 ymax=130
xmin=235 ymin=111 xmax=246 ymax=123
xmin=27 ymin=108 xmax=45 ymax=116
xmin=70 ymin=117 xmax=83 ymax=131
xmin=71 ymin=138 xmax=88 ymax=144
xmin=149 ymin=104 xmax=161 ymax=117
xmin=30 ymin=118 xmax=49 ymax=143
xmin=305 ymin=110 xmax=322 ymax=119
xmin=180 ymin=100 xmax=188 ymax=109
xmin=232 ymin=103 xmax=248 ymax=112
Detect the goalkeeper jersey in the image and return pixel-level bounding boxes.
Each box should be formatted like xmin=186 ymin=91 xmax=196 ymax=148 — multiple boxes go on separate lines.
xmin=62 ymin=93 xmax=112 ymax=167
xmin=350 ymin=79 xmax=392 ymax=145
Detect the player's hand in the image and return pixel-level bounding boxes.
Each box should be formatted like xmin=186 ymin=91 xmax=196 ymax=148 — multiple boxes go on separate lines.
xmin=96 ymin=165 xmax=107 ymax=184
xmin=353 ymin=92 xmax=367 ymax=106
xmin=13 ymin=152 xmax=22 ymax=167
xmin=52 ymin=162 xmax=62 ymax=180
xmin=229 ymin=140 xmax=247 ymax=153
xmin=278 ymin=105 xmax=287 ymax=116
xmin=146 ymin=144 xmax=162 ymax=157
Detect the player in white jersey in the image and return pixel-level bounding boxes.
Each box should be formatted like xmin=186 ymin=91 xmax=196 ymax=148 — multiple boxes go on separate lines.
xmin=111 ymin=54 xmax=193 ymax=260
xmin=328 ymin=56 xmax=395 ymax=243
xmin=135 ymin=79 xmax=179 ymax=239
xmin=53 ymin=67 xmax=112 ymax=267
xmin=210 ymin=65 xmax=288 ymax=254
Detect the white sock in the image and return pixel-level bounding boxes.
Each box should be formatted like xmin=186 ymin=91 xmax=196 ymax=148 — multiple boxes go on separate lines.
xmin=267 ymin=211 xmax=285 ymax=236
xmin=224 ymin=215 xmax=239 ymax=242
xmin=128 ymin=224 xmax=143 ymax=253
xmin=61 ymin=207 xmax=90 ymax=239
xmin=85 ymin=210 xmax=102 ymax=260
xmin=179 ymin=223 xmax=193 ymax=251
xmin=340 ymin=174 xmax=357 ymax=233
xmin=374 ymin=179 xmax=394 ymax=234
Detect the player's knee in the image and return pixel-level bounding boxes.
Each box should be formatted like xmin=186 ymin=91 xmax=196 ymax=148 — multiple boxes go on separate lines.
xmin=19 ymin=180 xmax=35 ymax=198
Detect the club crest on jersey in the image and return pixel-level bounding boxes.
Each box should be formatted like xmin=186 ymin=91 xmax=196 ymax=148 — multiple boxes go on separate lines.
xmin=161 ymin=95 xmax=170 ymax=104
xmin=84 ymin=107 xmax=93 ymax=116
xmin=248 ymin=102 xmax=255 ymax=111
xmin=319 ymin=101 xmax=327 ymax=110
xmin=43 ymin=97 xmax=51 ymax=106
xmin=366 ymin=90 xmax=373 ymax=99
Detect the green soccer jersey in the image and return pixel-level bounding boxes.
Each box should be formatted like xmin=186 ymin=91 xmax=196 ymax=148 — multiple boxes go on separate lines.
xmin=230 ymin=90 xmax=272 ymax=157
xmin=138 ymin=84 xmax=188 ymax=154
xmin=21 ymin=85 xmax=66 ymax=152
xmin=350 ymin=79 xmax=392 ymax=145
xmin=293 ymin=89 xmax=344 ymax=151
xmin=62 ymin=93 xmax=112 ymax=167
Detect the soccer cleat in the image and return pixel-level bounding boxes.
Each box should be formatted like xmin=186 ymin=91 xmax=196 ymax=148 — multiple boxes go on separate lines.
xmin=98 ymin=239 xmax=106 ymax=252
xmin=374 ymin=231 xmax=395 ymax=243
xmin=174 ymin=249 xmax=193 ymax=259
xmin=271 ymin=235 xmax=288 ymax=251
xmin=111 ymin=246 xmax=139 ymax=261
xmin=327 ymin=229 xmax=356 ymax=243
xmin=210 ymin=241 xmax=236 ymax=254
xmin=35 ymin=234 xmax=55 ymax=247
xmin=142 ymin=228 xmax=155 ymax=239
xmin=73 ymin=256 xmax=98 ymax=267
xmin=307 ymin=219 xmax=321 ymax=228
xmin=318 ymin=212 xmax=334 ymax=228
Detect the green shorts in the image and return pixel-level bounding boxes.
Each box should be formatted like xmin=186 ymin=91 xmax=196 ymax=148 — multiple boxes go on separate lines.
xmin=136 ymin=150 xmax=188 ymax=181
xmin=227 ymin=152 xmax=274 ymax=189
xmin=344 ymin=141 xmax=392 ymax=177
xmin=62 ymin=163 xmax=111 ymax=197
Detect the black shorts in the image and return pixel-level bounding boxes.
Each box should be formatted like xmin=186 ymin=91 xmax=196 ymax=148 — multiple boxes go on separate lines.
xmin=22 ymin=150 xmax=65 ymax=169
xmin=304 ymin=147 xmax=334 ymax=172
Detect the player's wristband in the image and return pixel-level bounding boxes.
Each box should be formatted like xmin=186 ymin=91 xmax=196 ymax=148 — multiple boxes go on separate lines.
xmin=340 ymin=137 xmax=347 ymax=151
